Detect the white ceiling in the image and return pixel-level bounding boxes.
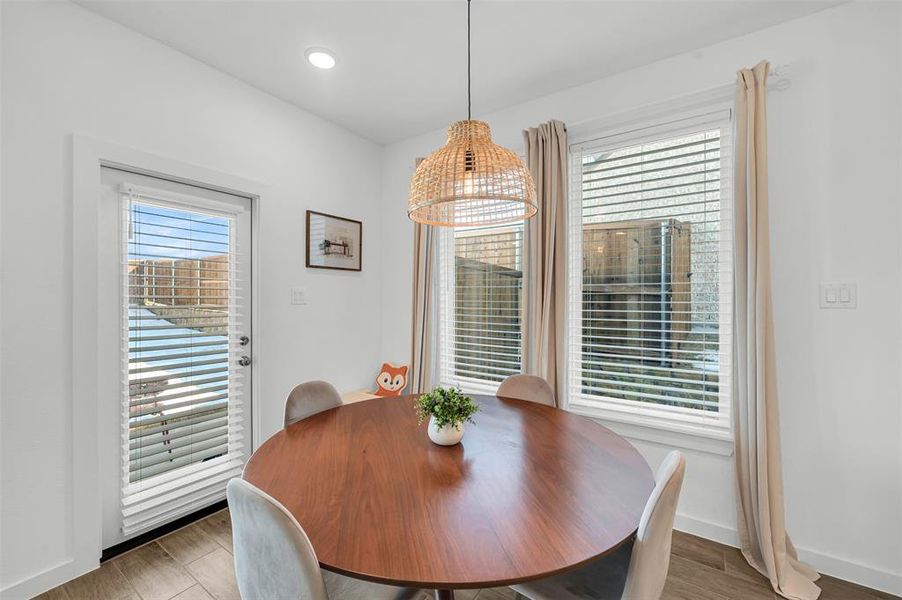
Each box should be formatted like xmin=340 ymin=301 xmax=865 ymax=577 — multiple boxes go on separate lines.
xmin=76 ymin=1 xmax=836 ymax=144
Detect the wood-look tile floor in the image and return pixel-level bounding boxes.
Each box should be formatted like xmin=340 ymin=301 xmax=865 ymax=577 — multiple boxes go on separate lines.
xmin=35 ymin=510 xmax=899 ymax=600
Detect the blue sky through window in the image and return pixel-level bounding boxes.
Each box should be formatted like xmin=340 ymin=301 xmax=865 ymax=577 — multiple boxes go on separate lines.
xmin=129 ymin=202 xmax=230 ymax=261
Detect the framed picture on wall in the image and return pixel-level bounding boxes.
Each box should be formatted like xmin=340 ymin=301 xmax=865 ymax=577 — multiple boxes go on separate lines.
xmin=306 ymin=210 xmax=362 ymax=271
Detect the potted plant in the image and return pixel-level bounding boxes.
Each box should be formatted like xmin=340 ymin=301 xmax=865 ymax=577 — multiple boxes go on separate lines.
xmin=414 ymin=387 xmax=479 ymax=446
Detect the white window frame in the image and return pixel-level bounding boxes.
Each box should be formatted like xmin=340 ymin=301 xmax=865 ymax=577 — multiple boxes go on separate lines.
xmin=437 ymin=224 xmax=526 ymax=395
xmin=564 ymin=99 xmax=735 ymax=447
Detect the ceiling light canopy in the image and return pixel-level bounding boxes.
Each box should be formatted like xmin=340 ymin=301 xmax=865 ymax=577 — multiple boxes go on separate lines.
xmin=305 ymin=48 xmax=336 ymax=69
xmin=408 ymin=0 xmax=536 ymax=227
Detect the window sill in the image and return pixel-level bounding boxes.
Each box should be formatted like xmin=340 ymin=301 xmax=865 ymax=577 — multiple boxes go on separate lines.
xmin=445 ymin=381 xmax=735 ymax=456
xmin=566 ymin=401 xmax=734 ymax=456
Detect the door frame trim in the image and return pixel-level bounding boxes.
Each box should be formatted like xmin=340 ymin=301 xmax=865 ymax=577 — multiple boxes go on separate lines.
xmin=26 ymin=135 xmax=267 ymax=600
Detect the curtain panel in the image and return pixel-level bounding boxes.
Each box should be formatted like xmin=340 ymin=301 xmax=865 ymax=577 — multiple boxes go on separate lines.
xmin=410 ymin=159 xmax=437 ymax=393
xmin=522 ymin=120 xmax=568 ymax=405
xmin=733 ymin=60 xmax=820 ymax=600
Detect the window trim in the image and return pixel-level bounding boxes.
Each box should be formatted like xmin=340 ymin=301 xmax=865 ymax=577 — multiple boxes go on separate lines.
xmin=70 ymin=136 xmax=265 ymax=585
xmin=564 ymin=99 xmax=735 ymax=443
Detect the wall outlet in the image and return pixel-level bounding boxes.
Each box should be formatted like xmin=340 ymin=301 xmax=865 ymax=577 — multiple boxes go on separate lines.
xmin=819 ymin=283 xmax=857 ymax=309
xmin=291 ymin=287 xmax=308 ymax=305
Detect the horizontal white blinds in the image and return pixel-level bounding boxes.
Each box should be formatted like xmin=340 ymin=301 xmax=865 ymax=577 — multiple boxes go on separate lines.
xmin=570 ymin=117 xmax=732 ymax=420
xmin=440 ymin=225 xmax=524 ymax=388
xmin=121 ymin=185 xmax=248 ymax=534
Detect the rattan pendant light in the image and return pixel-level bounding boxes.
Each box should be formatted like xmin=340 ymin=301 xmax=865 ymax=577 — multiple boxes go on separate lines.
xmin=408 ymin=0 xmax=537 ymax=227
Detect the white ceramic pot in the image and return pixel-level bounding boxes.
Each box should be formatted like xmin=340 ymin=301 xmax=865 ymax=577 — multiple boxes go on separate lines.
xmin=427 ymin=416 xmax=464 ymax=446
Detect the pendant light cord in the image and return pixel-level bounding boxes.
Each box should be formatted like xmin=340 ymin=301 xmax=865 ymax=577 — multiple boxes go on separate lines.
xmin=467 ymin=0 xmax=471 ymax=120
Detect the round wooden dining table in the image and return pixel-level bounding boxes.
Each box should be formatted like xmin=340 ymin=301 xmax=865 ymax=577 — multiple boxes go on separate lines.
xmin=242 ymin=394 xmax=655 ymax=599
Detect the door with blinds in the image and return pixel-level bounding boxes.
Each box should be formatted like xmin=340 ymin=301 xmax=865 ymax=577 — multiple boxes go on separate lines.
xmin=99 ymin=167 xmax=252 ymax=547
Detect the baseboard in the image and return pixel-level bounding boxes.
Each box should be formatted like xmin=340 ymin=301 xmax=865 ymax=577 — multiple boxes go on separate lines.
xmin=674 ymin=513 xmax=739 ymax=548
xmin=1 ymin=500 xmax=227 ymax=600
xmin=796 ymin=546 xmax=902 ymax=597
xmin=5 ymin=509 xmax=899 ymax=599
xmin=673 ymin=512 xmax=902 ymax=597
xmin=101 ymin=499 xmax=227 ymax=562
xmin=0 ymin=557 xmax=96 ymax=600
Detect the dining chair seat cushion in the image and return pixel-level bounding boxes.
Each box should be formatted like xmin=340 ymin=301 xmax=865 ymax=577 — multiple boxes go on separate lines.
xmin=510 ymin=540 xmax=632 ymax=600
xmin=322 ymin=571 xmax=422 ymax=600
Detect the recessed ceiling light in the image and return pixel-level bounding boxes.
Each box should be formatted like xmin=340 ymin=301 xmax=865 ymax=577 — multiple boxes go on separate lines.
xmin=305 ymin=48 xmax=336 ymax=70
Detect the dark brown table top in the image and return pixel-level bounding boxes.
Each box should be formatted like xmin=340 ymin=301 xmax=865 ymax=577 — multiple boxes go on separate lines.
xmin=242 ymin=394 xmax=654 ymax=589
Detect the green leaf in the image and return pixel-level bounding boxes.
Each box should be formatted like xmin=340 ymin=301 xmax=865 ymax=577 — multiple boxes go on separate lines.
xmin=414 ymin=386 xmax=480 ymax=429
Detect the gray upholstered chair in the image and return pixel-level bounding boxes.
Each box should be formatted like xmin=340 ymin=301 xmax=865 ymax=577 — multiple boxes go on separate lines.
xmin=227 ymin=478 xmax=422 ymax=600
xmin=284 ymin=380 xmax=342 ymax=427
xmin=511 ymin=451 xmax=686 ymax=600
xmin=496 ymin=374 xmax=556 ymax=407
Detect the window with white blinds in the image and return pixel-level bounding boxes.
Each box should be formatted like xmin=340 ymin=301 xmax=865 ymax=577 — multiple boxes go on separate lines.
xmin=121 ymin=183 xmax=250 ymax=535
xmin=567 ymin=108 xmax=733 ymax=435
xmin=439 ymin=224 xmax=524 ymax=391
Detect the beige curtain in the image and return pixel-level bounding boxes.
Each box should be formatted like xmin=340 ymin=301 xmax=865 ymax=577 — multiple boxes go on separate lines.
xmin=733 ymin=61 xmax=820 ymax=600
xmin=410 ymin=158 xmax=436 ymax=393
xmin=523 ymin=120 xmax=568 ymax=405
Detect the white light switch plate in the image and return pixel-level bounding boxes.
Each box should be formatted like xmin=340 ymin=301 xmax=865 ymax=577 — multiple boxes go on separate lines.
xmin=291 ymin=287 xmax=308 ymax=305
xmin=819 ymin=283 xmax=857 ymax=309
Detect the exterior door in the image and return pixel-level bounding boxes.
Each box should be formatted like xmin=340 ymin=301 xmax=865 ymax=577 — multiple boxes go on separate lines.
xmin=99 ymin=167 xmax=252 ymax=548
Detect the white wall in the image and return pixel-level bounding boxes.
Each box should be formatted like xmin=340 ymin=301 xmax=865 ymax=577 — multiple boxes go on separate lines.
xmin=2 ymin=0 xmax=900 ymax=597
xmin=380 ymin=2 xmax=902 ymax=594
xmin=0 ymin=1 xmax=383 ymax=596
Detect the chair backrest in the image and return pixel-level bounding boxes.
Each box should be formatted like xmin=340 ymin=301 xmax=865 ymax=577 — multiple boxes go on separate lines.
xmin=227 ymin=478 xmax=329 ymax=600
xmin=621 ymin=451 xmax=686 ymax=600
xmin=284 ymin=380 xmax=342 ymax=427
xmin=496 ymin=374 xmax=556 ymax=407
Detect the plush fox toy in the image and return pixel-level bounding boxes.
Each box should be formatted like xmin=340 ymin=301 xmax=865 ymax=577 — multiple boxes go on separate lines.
xmin=373 ymin=363 xmax=409 ymax=397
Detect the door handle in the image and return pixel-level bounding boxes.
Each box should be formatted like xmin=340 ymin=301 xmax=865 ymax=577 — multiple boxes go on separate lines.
xmin=239 ymin=335 xmax=250 ymax=346
xmin=238 ymin=355 xmax=252 ymax=367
